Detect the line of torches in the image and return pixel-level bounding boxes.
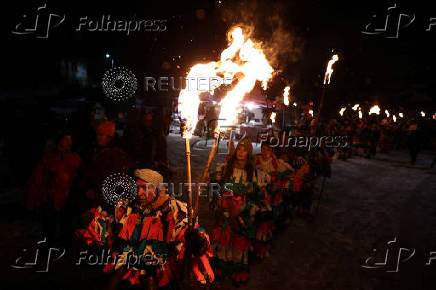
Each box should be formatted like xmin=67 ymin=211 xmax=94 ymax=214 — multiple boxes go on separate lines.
xmin=177 ymin=26 xmax=433 ymax=227
xmin=338 ymin=104 xmax=431 ymax=122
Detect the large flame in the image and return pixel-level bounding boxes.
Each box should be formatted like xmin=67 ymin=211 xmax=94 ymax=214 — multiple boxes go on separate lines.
xmin=283 ymin=86 xmax=290 ymax=106
xmin=178 ymin=26 xmax=274 ymax=138
xmin=323 ymin=54 xmax=339 ymax=85
xmin=369 ymin=105 xmax=380 ymax=115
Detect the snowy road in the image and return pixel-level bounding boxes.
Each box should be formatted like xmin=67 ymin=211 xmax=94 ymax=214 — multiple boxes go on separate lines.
xmin=168 ymin=134 xmax=436 ymax=290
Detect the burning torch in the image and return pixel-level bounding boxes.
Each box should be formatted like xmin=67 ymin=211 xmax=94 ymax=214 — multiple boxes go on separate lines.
xmin=316 ymin=53 xmax=339 ymax=127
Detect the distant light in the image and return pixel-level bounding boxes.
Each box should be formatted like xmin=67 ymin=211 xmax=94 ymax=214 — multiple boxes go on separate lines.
xmin=393 ymin=115 xmax=397 ymax=122
xmin=105 ymin=53 xmax=110 ymax=58
xmin=352 ymin=104 xmax=359 ymax=111
xmin=399 ymin=113 xmax=404 ymax=118
xmin=293 ymin=102 xmax=297 ymax=107
xmin=308 ymin=110 xmax=313 ymax=117
xmin=420 ymin=111 xmax=425 ymax=117
xmin=246 ymin=102 xmax=256 ymax=111
xmin=358 ymin=109 xmax=362 ymax=119
xmin=369 ymin=105 xmax=380 ymax=115
xmin=270 ymin=112 xmax=276 ymax=123
xmin=339 ymin=107 xmax=346 ymax=116
xmin=385 ymin=110 xmax=390 ymax=117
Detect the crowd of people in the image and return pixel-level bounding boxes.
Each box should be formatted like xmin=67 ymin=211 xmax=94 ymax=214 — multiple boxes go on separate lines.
xmin=207 ymin=135 xmax=331 ymax=286
xmin=18 ymin=99 xmax=435 ymax=289
xmin=23 ymin=104 xmax=194 ymax=290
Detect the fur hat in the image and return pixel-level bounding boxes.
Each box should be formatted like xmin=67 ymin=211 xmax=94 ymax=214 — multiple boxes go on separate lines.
xmin=135 ymin=169 xmax=163 ymax=188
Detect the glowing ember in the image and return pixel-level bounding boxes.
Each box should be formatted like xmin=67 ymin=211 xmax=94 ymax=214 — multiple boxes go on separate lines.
xmin=178 ymin=26 xmax=274 ymax=138
xmin=323 ymin=54 xmax=339 ymax=85
xmin=352 ymin=104 xmax=359 ymax=111
xmin=339 ymin=107 xmax=346 ymax=116
xmin=385 ymin=110 xmax=390 ymax=117
xmin=283 ymin=86 xmax=290 ymax=106
xmin=399 ymin=113 xmax=404 ymax=118
xmin=270 ymin=112 xmax=277 ymax=123
xmin=369 ymin=105 xmax=380 ymax=115
xmin=420 ymin=111 xmax=425 ymax=117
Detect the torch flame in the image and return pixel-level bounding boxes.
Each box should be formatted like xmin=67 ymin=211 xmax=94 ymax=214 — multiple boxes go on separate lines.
xmin=358 ymin=108 xmax=363 ymax=119
xmin=339 ymin=107 xmax=346 ymax=116
xmin=393 ymin=115 xmax=397 ymax=122
xmin=369 ymin=105 xmax=380 ymax=115
xmin=270 ymin=112 xmax=276 ymax=123
xmin=323 ymin=54 xmax=339 ymax=85
xmin=352 ymin=104 xmax=359 ymax=111
xmin=178 ymin=26 xmax=274 ymax=138
xmin=385 ymin=110 xmax=390 ymax=117
xmin=283 ymin=86 xmax=290 ymax=106
xmin=399 ymin=113 xmax=404 ymax=118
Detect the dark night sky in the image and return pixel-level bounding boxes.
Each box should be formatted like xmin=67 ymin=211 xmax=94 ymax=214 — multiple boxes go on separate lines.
xmin=1 ymin=0 xmax=435 ymax=114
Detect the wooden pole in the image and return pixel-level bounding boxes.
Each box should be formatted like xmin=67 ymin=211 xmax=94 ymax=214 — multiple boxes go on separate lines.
xmin=315 ymin=85 xmax=327 ymax=128
xmin=185 ymin=138 xmax=193 ymax=228
xmin=194 ymin=130 xmax=219 ymax=219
